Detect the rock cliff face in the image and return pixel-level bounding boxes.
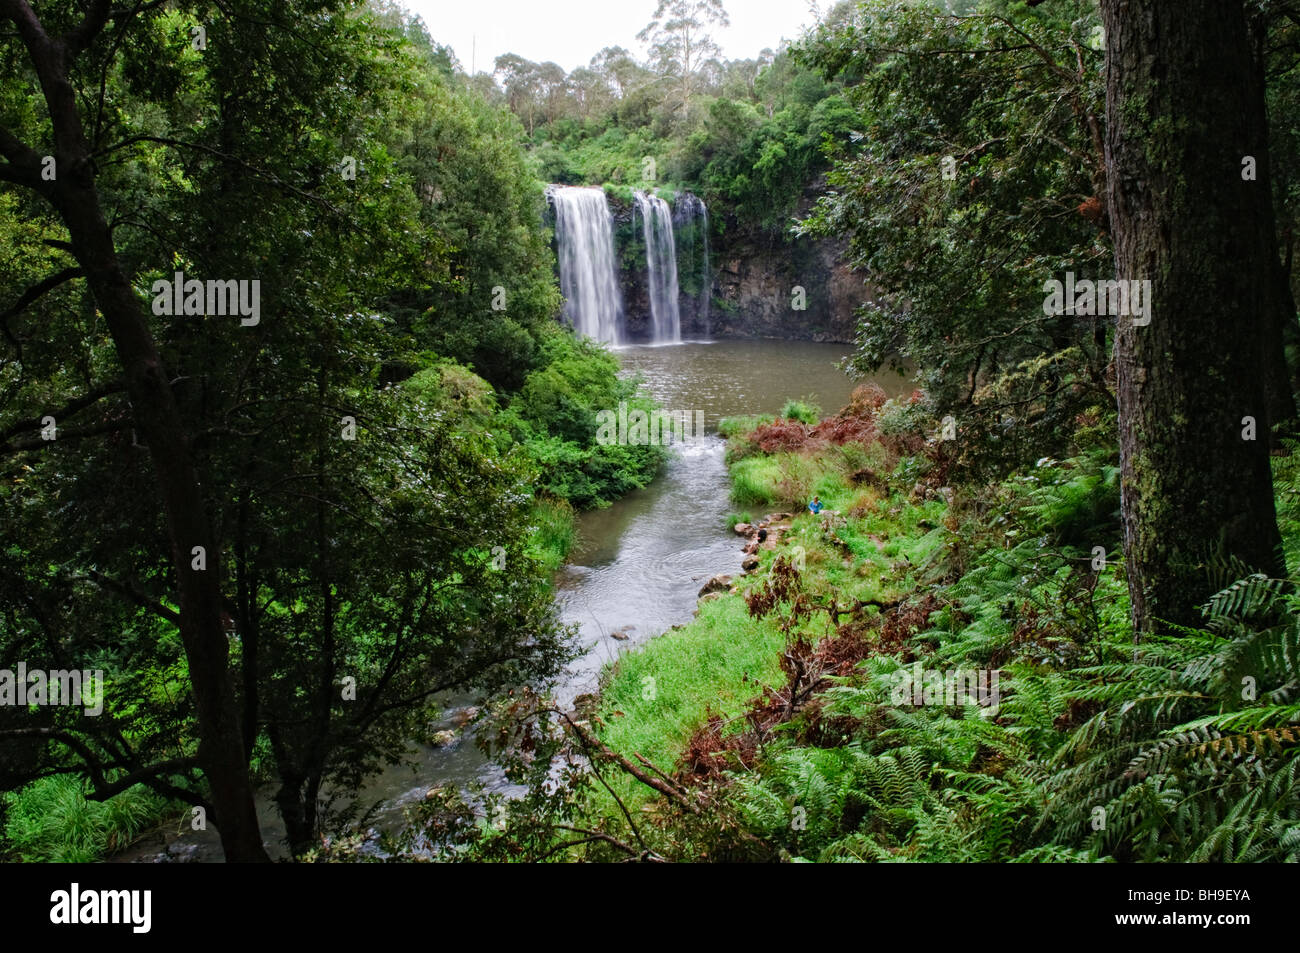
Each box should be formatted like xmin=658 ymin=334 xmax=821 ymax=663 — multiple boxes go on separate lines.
xmin=706 ymin=223 xmax=869 ymax=343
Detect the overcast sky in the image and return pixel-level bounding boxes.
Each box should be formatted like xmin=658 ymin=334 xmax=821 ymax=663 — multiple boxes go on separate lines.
xmin=400 ymin=0 xmax=823 ymax=74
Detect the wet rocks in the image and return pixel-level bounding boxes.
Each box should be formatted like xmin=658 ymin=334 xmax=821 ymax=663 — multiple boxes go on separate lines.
xmin=699 ymin=574 xmax=734 ymax=597
xmin=735 ymin=513 xmax=794 ymax=574
xmin=143 ymin=840 xmax=201 ymax=864
xmin=451 ymin=706 xmax=480 ymax=727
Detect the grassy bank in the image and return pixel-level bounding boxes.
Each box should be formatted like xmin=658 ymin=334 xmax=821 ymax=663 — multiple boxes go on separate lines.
xmin=591 ymin=597 xmax=786 ymax=813
xmin=586 ymin=386 xmax=951 ymax=823
xmin=1 ymin=777 xmax=181 ymax=863
xmin=577 ymin=386 xmax=1300 ymax=862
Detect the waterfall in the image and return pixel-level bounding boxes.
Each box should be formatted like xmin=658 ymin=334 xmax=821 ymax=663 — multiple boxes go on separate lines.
xmin=633 ymin=190 xmax=682 ymax=344
xmin=547 ymin=185 xmax=624 ymax=344
xmin=673 ymin=192 xmax=712 ymax=338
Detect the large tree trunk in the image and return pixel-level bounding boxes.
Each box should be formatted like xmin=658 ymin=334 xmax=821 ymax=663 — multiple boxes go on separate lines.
xmin=1 ymin=1 xmax=268 ymax=861
xmin=1247 ymin=8 xmax=1300 ymax=438
xmin=1102 ymin=0 xmax=1285 ymax=635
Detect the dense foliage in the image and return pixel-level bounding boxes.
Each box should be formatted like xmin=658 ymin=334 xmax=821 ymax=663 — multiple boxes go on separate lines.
xmin=0 ymin=0 xmax=660 ymax=859
xmin=4 ymin=0 xmax=1300 ymax=866
xmin=301 ymin=0 xmax=1300 ymax=866
xmin=478 ymin=5 xmax=855 ymax=234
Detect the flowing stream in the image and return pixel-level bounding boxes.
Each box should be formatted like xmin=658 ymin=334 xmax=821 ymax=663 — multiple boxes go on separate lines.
xmin=132 ymin=340 xmax=908 ymax=862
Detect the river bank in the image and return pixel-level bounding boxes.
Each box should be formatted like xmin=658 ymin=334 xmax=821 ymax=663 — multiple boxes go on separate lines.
xmin=557 ymin=380 xmax=1300 ymax=862
xmin=582 ymin=384 xmax=954 ymax=827
xmin=104 ymin=339 xmax=902 ymax=862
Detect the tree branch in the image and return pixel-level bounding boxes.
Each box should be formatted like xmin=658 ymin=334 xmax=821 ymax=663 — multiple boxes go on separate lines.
xmin=0 ymin=122 xmax=45 ymax=191
xmin=0 ymin=379 xmax=124 ymax=445
xmin=95 ymin=134 xmax=342 ymax=212
xmin=62 ymin=0 xmax=112 ymax=58
xmin=0 ymin=419 xmax=125 ymax=452
xmin=77 ymin=568 xmax=181 ymax=626
xmin=83 ymin=760 xmax=200 ymax=801
xmin=0 ymin=266 xmax=84 ymax=327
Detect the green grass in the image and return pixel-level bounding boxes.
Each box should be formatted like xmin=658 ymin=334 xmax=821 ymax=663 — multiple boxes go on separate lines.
xmin=730 ymin=448 xmax=869 ymax=511
xmin=731 ymin=456 xmax=783 ymax=506
xmin=779 ymin=399 xmax=820 ymax=425
xmin=528 ymin=497 xmax=577 ymax=572
xmin=726 ymin=511 xmax=754 ymax=530
xmin=591 ymin=596 xmax=785 ymax=811
xmin=718 ymin=414 xmax=774 ymax=439
xmin=2 ymin=776 xmax=176 ymax=862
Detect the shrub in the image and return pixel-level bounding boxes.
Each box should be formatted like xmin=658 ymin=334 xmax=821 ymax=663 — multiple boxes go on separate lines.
xmin=779 ymin=398 xmax=820 ymax=425
xmin=748 ymin=419 xmax=819 ymax=454
xmin=528 ymin=498 xmax=577 ymax=571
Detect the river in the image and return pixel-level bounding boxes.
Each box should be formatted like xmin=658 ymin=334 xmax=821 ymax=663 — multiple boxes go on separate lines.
xmin=128 ymin=339 xmax=907 ymax=862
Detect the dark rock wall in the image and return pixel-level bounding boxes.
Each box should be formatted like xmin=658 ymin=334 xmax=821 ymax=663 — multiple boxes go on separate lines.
xmin=550 ymin=189 xmax=874 ymax=344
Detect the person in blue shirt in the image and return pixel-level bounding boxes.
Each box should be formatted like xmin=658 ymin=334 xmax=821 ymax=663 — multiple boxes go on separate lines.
xmin=808 ymin=495 xmax=823 ymax=515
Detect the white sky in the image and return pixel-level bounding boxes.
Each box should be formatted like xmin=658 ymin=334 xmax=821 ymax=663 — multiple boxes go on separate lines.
xmin=400 ymin=0 xmax=823 ymax=74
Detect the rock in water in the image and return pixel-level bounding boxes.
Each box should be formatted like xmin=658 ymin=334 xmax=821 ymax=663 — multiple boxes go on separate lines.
xmin=451 ymin=706 xmax=480 ymax=727
xmin=699 ymin=573 xmax=734 ymax=597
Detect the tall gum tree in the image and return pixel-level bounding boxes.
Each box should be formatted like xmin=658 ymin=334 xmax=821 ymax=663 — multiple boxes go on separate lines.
xmin=0 ymin=0 xmax=267 ymax=861
xmin=1100 ymin=0 xmax=1286 ymax=634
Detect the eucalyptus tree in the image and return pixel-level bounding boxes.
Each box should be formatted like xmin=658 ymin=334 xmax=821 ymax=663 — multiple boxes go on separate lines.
xmin=637 ymin=0 xmax=731 ymax=122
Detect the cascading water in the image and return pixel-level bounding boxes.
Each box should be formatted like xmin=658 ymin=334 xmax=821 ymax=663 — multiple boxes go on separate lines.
xmin=547 ymin=185 xmax=624 ymax=344
xmin=633 ymin=190 xmax=682 ymax=344
xmin=673 ymin=192 xmax=712 ymax=338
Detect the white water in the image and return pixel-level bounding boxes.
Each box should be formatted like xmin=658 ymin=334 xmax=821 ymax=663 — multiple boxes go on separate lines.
xmin=634 ymin=190 xmax=682 ymax=344
xmin=673 ymin=192 xmax=712 ymax=337
xmin=548 ymin=185 xmax=624 ymax=344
